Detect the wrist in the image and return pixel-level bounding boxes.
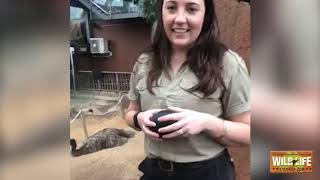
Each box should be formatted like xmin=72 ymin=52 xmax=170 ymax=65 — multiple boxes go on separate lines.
xmin=204 ymin=116 xmax=226 ymax=139
xmin=133 ymin=112 xmax=141 ymax=130
xmin=216 ymin=119 xmax=227 ymax=139
xmin=202 ymin=114 xmax=216 ymax=134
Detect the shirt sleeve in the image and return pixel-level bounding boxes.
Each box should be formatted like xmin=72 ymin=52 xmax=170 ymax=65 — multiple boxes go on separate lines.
xmin=127 ymin=62 xmax=139 ymax=101
xmin=127 ymin=53 xmax=150 ymax=101
xmin=222 ymin=51 xmax=250 ymax=118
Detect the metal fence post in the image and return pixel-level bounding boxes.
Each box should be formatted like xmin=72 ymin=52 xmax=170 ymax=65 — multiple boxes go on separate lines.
xmin=115 ymin=73 xmax=120 ymax=92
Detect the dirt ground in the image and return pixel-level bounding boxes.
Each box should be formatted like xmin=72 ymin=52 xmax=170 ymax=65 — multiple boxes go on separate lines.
xmin=70 ymin=115 xmax=249 ymax=180
xmin=70 ymin=115 xmax=145 ymax=180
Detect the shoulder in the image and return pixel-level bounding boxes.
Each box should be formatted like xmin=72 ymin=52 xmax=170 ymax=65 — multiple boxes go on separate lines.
xmin=222 ymin=49 xmax=248 ymax=77
xmin=137 ymin=52 xmax=153 ymax=64
xmin=221 ymin=49 xmax=249 ymax=86
xmin=223 ymin=50 xmax=247 ymax=71
xmin=132 ymin=52 xmax=153 ymax=74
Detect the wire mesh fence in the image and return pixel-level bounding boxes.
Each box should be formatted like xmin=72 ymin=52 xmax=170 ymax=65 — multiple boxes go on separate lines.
xmin=72 ymin=71 xmax=131 ymax=92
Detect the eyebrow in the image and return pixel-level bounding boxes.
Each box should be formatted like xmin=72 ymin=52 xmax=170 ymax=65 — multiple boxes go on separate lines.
xmin=164 ymin=0 xmax=176 ymax=5
xmin=164 ymin=0 xmax=200 ymax=6
xmin=188 ymin=3 xmax=200 ymax=7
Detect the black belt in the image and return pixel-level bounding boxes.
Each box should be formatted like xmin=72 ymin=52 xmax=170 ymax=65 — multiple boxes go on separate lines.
xmin=150 ymin=149 xmax=229 ymax=172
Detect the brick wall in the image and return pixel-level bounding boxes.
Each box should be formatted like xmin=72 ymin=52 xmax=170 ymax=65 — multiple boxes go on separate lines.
xmin=76 ymin=19 xmax=151 ymax=72
xmin=215 ymin=0 xmax=250 ymax=70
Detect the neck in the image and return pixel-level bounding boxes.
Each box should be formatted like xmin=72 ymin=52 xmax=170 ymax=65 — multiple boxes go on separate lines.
xmin=169 ymin=48 xmax=187 ymax=77
xmin=171 ymin=48 xmax=187 ymax=64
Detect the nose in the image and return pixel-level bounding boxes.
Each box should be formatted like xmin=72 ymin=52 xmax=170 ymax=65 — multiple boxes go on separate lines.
xmin=174 ymin=10 xmax=187 ymax=24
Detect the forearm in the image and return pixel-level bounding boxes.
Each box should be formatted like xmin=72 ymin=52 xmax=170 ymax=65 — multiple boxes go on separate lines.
xmin=125 ymin=110 xmax=141 ymax=131
xmin=204 ymin=116 xmax=250 ymax=146
xmin=125 ymin=100 xmax=142 ymax=131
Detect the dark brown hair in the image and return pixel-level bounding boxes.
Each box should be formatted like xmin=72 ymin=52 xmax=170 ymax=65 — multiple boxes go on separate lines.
xmin=146 ymin=0 xmax=227 ymax=98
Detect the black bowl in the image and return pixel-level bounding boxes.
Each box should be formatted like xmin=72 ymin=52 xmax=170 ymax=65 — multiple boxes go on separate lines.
xmin=149 ymin=109 xmax=177 ymax=137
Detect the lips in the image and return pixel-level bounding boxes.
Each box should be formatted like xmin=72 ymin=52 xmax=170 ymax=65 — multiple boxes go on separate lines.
xmin=172 ymin=28 xmax=189 ymax=33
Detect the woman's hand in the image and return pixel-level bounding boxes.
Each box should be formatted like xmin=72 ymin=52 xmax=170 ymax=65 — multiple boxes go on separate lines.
xmin=137 ymin=109 xmax=163 ymax=141
xmin=157 ymin=107 xmax=221 ymax=138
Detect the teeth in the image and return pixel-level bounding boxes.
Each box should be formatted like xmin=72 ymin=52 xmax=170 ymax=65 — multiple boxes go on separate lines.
xmin=173 ymin=29 xmax=188 ymax=33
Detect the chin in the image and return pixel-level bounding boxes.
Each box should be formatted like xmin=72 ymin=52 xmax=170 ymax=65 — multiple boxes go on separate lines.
xmin=171 ymin=41 xmax=191 ymax=49
xmin=171 ymin=37 xmax=194 ymax=47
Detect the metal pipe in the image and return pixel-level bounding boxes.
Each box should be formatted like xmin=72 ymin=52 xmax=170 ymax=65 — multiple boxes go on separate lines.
xmin=70 ymin=47 xmax=77 ymax=91
xmin=89 ymin=0 xmax=111 ymax=15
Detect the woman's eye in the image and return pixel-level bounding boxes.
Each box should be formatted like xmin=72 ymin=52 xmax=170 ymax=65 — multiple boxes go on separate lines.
xmin=188 ymin=7 xmax=198 ymax=13
xmin=167 ymin=6 xmax=176 ymax=11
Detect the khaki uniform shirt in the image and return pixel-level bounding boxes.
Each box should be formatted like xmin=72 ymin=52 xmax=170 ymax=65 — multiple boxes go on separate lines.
xmin=128 ymin=50 xmax=250 ymax=163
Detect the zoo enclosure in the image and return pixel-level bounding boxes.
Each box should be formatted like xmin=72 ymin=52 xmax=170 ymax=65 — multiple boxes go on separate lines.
xmin=72 ymin=70 xmax=131 ymax=92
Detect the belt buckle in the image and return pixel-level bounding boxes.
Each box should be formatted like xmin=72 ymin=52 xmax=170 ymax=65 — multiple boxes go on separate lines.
xmin=158 ymin=160 xmax=174 ymax=172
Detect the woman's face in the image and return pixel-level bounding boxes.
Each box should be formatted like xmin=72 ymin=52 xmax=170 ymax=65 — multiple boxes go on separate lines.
xmin=162 ymin=0 xmax=205 ymax=50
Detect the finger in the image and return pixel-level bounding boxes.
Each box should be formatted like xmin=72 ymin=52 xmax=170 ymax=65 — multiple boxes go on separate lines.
xmin=141 ymin=109 xmax=164 ymax=127
xmin=158 ymin=120 xmax=186 ymax=133
xmin=167 ymin=106 xmax=185 ymax=112
xmin=146 ymin=134 xmax=162 ymax=141
xmin=143 ymin=118 xmax=156 ymax=127
xmin=158 ymin=113 xmax=184 ymax=122
xmin=180 ymin=127 xmax=190 ymax=137
xmin=162 ymin=129 xmax=184 ymax=139
xmin=142 ymin=125 xmax=161 ymax=139
xmin=145 ymin=132 xmax=162 ymax=141
xmin=149 ymin=109 xmax=164 ymax=114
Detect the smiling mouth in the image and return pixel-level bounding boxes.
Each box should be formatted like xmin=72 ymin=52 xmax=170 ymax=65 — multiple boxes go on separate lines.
xmin=172 ymin=28 xmax=190 ymax=33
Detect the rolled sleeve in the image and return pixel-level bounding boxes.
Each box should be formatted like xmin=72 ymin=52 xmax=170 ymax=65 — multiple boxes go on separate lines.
xmin=127 ymin=53 xmax=151 ymax=101
xmin=127 ymin=70 xmax=139 ymax=101
xmin=222 ymin=51 xmax=250 ymax=117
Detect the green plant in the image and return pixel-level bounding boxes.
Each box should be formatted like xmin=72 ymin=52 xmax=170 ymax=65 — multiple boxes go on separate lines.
xmin=124 ymin=0 xmax=156 ymax=23
xmin=142 ymin=0 xmax=156 ymax=23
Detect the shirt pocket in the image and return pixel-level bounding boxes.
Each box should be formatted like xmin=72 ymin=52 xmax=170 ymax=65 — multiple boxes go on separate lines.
xmin=136 ymin=77 xmax=165 ymax=110
xmin=177 ymin=79 xmax=223 ymax=115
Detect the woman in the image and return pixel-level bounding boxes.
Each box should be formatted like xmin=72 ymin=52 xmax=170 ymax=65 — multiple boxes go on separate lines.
xmin=125 ymin=0 xmax=250 ymax=179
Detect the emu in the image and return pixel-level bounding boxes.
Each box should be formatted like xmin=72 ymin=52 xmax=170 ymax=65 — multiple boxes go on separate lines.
xmin=70 ymin=128 xmax=135 ymax=157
